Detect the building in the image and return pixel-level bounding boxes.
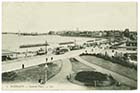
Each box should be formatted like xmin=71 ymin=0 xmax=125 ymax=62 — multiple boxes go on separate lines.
xmin=126 ymin=40 xmax=137 ymax=50
xmin=91 ymin=31 xmax=103 ymax=37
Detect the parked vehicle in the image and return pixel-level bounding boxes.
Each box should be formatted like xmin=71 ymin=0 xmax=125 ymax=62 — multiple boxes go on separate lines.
xmin=55 ymin=47 xmax=69 ymax=55
xmin=36 ymin=48 xmax=47 ymax=55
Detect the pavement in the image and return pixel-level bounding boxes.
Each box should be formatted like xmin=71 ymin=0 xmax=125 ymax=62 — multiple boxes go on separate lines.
xmin=2 ymin=48 xmax=85 ymax=73
xmin=2 ymin=46 xmax=137 ymax=73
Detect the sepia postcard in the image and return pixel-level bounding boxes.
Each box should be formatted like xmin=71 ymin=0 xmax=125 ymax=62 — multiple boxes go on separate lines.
xmin=2 ymin=2 xmax=137 ymax=90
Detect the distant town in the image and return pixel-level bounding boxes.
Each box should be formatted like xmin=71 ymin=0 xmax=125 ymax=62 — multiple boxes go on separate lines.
xmin=2 ymin=28 xmax=137 ymax=39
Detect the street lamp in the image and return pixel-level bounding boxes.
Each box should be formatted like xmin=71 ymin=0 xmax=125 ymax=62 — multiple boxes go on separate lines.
xmin=44 ymin=64 xmax=48 ymax=83
xmin=45 ymin=41 xmax=48 ymax=54
xmin=38 ymin=64 xmax=48 ymax=84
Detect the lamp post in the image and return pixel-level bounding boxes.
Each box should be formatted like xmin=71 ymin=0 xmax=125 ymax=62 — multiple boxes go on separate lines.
xmin=45 ymin=41 xmax=48 ymax=54
xmin=39 ymin=64 xmax=48 ymax=84
xmin=44 ymin=64 xmax=48 ymax=83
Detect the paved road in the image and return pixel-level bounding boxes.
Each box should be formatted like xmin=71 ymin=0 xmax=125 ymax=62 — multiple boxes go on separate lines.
xmin=74 ymin=56 xmax=137 ymax=88
xmin=2 ymin=49 xmax=85 ymax=73
xmin=46 ymin=58 xmax=92 ymax=90
xmin=2 ymin=46 xmax=137 ymax=73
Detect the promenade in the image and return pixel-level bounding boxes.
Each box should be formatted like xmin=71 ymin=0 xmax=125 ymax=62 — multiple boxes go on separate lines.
xmin=2 ymin=45 xmax=137 ymax=73
xmin=2 ymin=48 xmax=85 ymax=73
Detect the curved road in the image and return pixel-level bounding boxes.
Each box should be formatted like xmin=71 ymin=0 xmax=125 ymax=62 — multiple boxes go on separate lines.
xmin=46 ymin=58 xmax=95 ymax=90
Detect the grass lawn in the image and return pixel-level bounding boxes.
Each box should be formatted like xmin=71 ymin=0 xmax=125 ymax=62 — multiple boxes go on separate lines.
xmin=2 ymin=60 xmax=62 ymax=84
xmin=69 ymin=57 xmax=133 ymax=90
xmin=69 ymin=58 xmax=96 ymax=73
xmin=80 ymin=55 xmax=137 ymax=81
xmin=47 ymin=60 xmax=62 ymax=80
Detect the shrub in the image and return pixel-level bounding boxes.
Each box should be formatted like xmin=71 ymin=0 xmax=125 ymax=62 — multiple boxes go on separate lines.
xmin=2 ymin=71 xmax=17 ymax=81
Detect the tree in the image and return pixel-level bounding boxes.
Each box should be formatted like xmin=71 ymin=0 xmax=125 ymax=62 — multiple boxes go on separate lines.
xmin=123 ymin=28 xmax=130 ymax=37
xmin=130 ymin=34 xmax=135 ymax=40
xmin=48 ymin=31 xmax=55 ymax=35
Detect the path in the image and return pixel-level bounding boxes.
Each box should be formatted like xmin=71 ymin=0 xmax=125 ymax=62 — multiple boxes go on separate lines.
xmin=74 ymin=56 xmax=137 ymax=88
xmin=46 ymin=58 xmax=93 ymax=90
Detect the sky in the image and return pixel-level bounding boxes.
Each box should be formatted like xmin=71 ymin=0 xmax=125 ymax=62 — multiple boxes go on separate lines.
xmin=2 ymin=2 xmax=137 ymax=33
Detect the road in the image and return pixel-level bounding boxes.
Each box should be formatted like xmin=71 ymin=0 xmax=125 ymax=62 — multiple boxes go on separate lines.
xmin=2 ymin=48 xmax=85 ymax=73
xmin=2 ymin=46 xmax=137 ymax=73
xmin=46 ymin=58 xmax=93 ymax=90
xmin=74 ymin=56 xmax=137 ymax=88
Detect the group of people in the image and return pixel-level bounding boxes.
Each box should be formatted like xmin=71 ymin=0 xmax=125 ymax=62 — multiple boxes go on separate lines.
xmin=45 ymin=56 xmax=54 ymax=64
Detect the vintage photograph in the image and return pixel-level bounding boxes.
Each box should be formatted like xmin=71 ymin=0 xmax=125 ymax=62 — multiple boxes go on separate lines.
xmin=2 ymin=2 xmax=137 ymax=90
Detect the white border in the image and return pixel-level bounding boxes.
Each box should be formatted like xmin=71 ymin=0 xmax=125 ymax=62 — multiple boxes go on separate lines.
xmin=0 ymin=0 xmax=139 ymax=93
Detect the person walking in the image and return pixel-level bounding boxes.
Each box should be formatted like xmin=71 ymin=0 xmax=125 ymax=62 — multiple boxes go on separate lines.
xmin=22 ymin=64 xmax=24 ymax=69
xmin=51 ymin=57 xmax=53 ymax=61
xmin=46 ymin=58 xmax=48 ymax=62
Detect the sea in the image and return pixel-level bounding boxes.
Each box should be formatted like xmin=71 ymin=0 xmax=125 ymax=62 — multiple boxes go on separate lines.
xmin=2 ymin=34 xmax=95 ymax=52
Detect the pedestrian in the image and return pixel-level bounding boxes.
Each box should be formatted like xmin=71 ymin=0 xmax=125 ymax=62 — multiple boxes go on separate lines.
xmin=46 ymin=58 xmax=48 ymax=62
xmin=67 ymin=75 xmax=69 ymax=80
xmin=22 ymin=64 xmax=24 ymax=69
xmin=38 ymin=79 xmax=45 ymax=84
xmin=51 ymin=57 xmax=53 ymax=60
